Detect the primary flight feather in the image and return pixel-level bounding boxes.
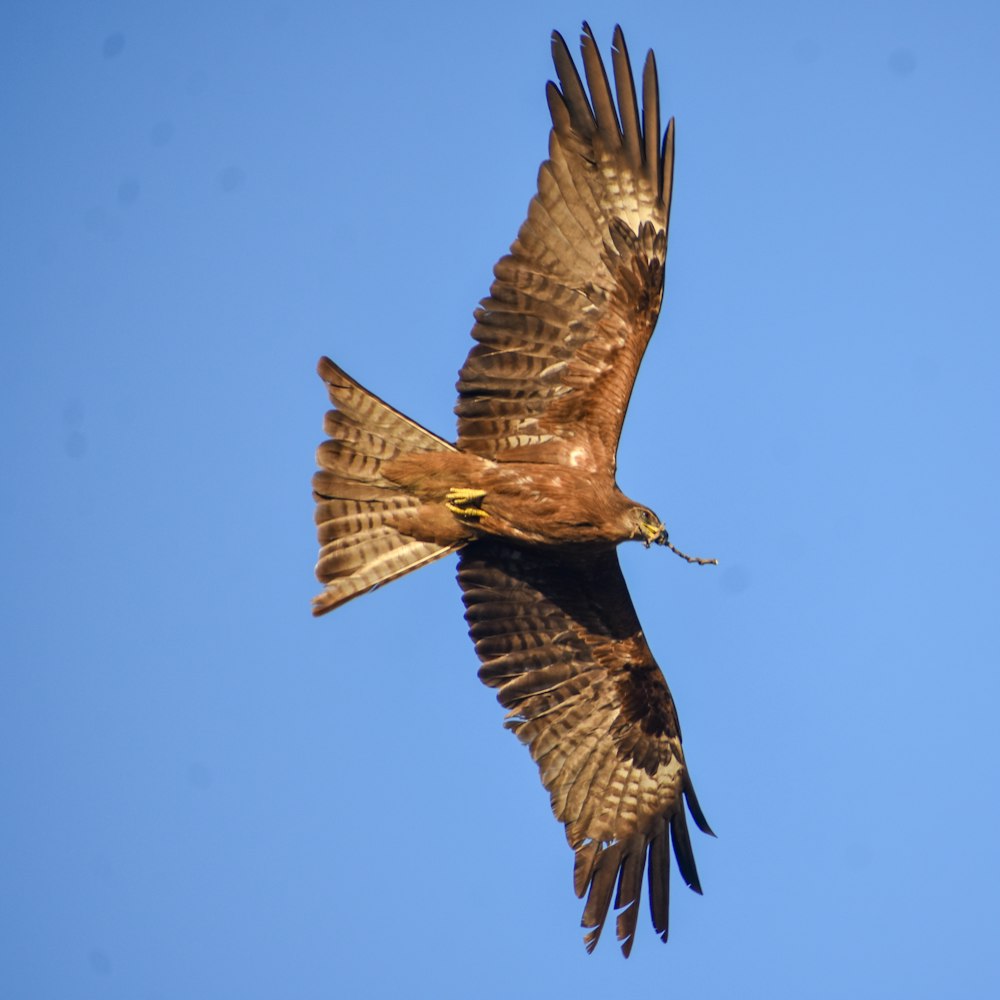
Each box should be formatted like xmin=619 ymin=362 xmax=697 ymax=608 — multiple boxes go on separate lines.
xmin=312 ymin=23 xmax=715 ymax=956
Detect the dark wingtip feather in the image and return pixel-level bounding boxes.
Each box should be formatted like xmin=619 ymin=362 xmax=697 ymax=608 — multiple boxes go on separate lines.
xmin=670 ymin=809 xmax=703 ymax=895
xmin=647 ymin=820 xmax=671 ymax=941
xmin=613 ymin=839 xmax=646 ymax=957
xmin=610 ymin=24 xmax=626 ymax=54
xmin=641 ymin=48 xmax=661 ymax=191
xmin=661 ymin=117 xmax=676 ymax=213
xmin=580 ymin=843 xmax=622 ymax=954
xmin=551 ymin=25 xmax=594 ymax=134
xmin=545 ymin=79 xmax=570 ymax=134
xmin=684 ymin=772 xmax=716 ymax=837
xmin=549 ymin=27 xmax=566 ymax=72
xmin=579 ymin=21 xmax=621 ymax=141
xmin=610 ymin=25 xmax=641 ymax=169
xmin=573 ymin=840 xmax=599 ymax=898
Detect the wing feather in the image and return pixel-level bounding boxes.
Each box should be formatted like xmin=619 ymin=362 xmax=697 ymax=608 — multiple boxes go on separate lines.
xmin=551 ymin=29 xmax=596 ymax=135
xmin=642 ymin=50 xmax=662 ymax=196
xmin=647 ymin=817 xmax=671 ymax=939
xmin=456 ymin=25 xmax=673 ymax=476
xmin=614 ymin=835 xmax=647 ymax=957
xmin=458 ymin=540 xmax=710 ymax=955
xmin=611 ymin=26 xmax=642 ymax=170
xmin=580 ymin=23 xmax=621 ymax=139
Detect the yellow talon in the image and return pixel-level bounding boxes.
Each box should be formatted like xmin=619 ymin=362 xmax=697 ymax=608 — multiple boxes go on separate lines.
xmin=447 ymin=502 xmax=489 ymax=519
xmin=446 ymin=487 xmax=489 ymax=520
xmin=446 ymin=487 xmax=486 ymax=506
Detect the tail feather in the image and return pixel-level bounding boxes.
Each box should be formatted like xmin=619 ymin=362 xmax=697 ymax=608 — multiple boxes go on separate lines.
xmin=322 ymin=411 xmax=409 ymax=457
xmin=313 ymin=474 xmax=397 ymax=503
xmin=312 ymin=357 xmax=459 ymax=616
xmin=315 ymin=497 xmax=414 ymax=545
xmin=317 ymin=356 xmax=453 ymax=453
xmin=316 ymin=439 xmax=390 ymax=484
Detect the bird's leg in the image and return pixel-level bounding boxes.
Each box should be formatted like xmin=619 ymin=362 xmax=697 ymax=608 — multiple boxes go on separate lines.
xmin=446 ymin=487 xmax=486 ymax=507
xmin=446 ymin=487 xmax=489 ymax=520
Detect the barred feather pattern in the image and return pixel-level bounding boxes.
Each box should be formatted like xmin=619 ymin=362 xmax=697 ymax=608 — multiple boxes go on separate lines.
xmin=458 ymin=540 xmax=713 ymax=956
xmin=456 ymin=23 xmax=675 ymax=476
xmin=312 ymin=357 xmax=459 ymax=615
xmin=311 ymin=25 xmax=714 ymax=958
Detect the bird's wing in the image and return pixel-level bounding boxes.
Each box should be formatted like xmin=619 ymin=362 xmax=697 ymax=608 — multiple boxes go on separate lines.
xmin=458 ymin=540 xmax=712 ymax=955
xmin=456 ymin=24 xmax=673 ymax=477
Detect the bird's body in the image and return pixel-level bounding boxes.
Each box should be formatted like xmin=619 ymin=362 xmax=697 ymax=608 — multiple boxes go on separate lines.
xmin=311 ymin=24 xmax=715 ymax=956
xmin=372 ymin=447 xmax=644 ymax=547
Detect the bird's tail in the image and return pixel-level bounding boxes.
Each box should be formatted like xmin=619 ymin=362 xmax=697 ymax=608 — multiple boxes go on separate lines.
xmin=311 ymin=357 xmax=460 ymax=616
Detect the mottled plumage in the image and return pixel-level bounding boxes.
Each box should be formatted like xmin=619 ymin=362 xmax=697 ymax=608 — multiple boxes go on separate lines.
xmin=312 ymin=24 xmax=714 ymax=955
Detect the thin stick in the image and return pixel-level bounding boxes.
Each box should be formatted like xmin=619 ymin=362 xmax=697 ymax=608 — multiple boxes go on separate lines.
xmin=666 ymin=540 xmax=718 ymax=566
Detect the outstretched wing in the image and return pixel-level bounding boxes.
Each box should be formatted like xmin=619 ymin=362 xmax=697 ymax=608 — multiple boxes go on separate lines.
xmin=458 ymin=540 xmax=712 ymax=956
xmin=456 ymin=24 xmax=673 ymax=476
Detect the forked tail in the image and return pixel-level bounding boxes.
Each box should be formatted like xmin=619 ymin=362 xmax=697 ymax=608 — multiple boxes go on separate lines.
xmin=312 ymin=357 xmax=459 ymax=615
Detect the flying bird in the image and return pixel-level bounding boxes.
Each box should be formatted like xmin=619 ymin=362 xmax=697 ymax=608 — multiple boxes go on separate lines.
xmin=312 ymin=23 xmax=716 ymax=956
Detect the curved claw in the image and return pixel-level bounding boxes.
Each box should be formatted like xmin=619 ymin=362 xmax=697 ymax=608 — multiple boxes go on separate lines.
xmin=446 ymin=486 xmax=489 ymax=521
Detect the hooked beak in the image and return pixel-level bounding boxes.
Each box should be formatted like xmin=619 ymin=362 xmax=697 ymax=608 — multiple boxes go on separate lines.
xmin=640 ymin=522 xmax=668 ymax=548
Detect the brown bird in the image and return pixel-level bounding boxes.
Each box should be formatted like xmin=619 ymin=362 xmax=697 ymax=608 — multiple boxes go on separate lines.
xmin=312 ymin=23 xmax=716 ymax=956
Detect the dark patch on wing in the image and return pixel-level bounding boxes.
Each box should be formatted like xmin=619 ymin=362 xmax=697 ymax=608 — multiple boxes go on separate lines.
xmin=458 ymin=538 xmax=711 ymax=955
xmin=455 ymin=24 xmax=675 ymax=476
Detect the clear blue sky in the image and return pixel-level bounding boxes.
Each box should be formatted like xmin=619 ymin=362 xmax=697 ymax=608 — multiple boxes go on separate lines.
xmin=3 ymin=1 xmax=999 ymax=997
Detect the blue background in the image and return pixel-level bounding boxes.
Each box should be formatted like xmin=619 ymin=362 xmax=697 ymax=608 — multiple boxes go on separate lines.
xmin=3 ymin=1 xmax=999 ymax=997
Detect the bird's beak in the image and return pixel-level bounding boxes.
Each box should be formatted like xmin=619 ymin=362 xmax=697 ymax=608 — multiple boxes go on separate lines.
xmin=641 ymin=522 xmax=668 ymax=548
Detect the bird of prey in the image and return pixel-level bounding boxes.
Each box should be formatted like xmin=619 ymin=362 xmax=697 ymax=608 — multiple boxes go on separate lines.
xmin=312 ymin=23 xmax=716 ymax=956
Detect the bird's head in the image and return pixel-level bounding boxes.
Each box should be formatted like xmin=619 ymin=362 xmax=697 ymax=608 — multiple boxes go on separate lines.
xmin=629 ymin=504 xmax=720 ymax=566
xmin=631 ymin=506 xmax=668 ymax=548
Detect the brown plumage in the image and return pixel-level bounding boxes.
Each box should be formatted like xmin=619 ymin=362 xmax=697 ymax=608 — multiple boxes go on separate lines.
xmin=312 ymin=23 xmax=715 ymax=956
